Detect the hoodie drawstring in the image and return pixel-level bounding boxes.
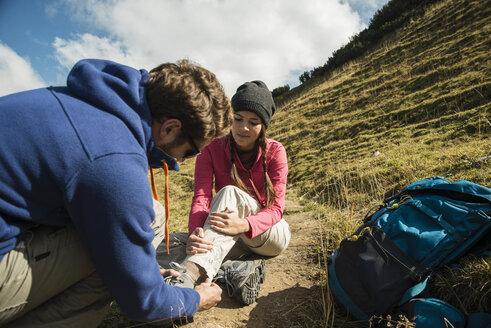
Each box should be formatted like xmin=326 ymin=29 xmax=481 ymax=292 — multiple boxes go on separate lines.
xmin=150 ymin=161 xmax=170 ymax=255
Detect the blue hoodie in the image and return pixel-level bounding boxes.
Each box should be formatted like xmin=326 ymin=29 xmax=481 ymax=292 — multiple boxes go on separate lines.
xmin=0 ymin=59 xmax=200 ymax=321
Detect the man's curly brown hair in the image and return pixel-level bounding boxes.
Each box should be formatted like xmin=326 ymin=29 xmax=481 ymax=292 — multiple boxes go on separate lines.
xmin=146 ymin=59 xmax=233 ymax=142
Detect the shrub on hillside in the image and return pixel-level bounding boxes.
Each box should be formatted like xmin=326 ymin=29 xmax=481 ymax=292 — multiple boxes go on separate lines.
xmin=272 ymin=84 xmax=290 ymax=98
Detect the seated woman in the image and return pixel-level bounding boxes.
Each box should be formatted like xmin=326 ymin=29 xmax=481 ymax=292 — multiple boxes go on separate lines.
xmin=165 ymin=80 xmax=290 ymax=305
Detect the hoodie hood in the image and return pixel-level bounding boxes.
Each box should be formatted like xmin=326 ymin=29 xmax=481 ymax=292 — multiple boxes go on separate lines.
xmin=66 ymin=59 xmax=178 ymax=171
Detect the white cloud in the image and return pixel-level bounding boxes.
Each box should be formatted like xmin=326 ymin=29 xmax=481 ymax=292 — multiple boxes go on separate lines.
xmin=53 ymin=34 xmax=139 ymax=69
xmin=53 ymin=0 xmax=365 ymax=96
xmin=0 ymin=42 xmax=46 ymax=97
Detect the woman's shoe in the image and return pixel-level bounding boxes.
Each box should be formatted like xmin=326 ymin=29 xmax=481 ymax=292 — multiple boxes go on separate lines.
xmin=215 ymin=259 xmax=266 ymax=305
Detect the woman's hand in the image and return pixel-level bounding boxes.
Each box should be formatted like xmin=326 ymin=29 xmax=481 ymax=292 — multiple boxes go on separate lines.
xmin=209 ymin=207 xmax=251 ymax=235
xmin=186 ymin=227 xmax=214 ymax=255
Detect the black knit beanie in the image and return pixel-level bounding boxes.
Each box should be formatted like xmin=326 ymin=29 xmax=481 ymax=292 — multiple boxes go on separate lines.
xmin=231 ymin=80 xmax=276 ymax=128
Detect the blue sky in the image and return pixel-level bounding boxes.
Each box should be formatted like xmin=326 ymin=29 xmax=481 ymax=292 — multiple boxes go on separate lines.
xmin=0 ymin=0 xmax=389 ymax=97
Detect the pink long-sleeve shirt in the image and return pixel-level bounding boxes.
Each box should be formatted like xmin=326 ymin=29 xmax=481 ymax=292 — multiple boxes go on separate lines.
xmin=188 ymin=136 xmax=288 ymax=239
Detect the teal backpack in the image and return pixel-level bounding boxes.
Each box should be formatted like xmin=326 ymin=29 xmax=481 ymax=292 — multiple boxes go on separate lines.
xmin=328 ymin=176 xmax=491 ymax=327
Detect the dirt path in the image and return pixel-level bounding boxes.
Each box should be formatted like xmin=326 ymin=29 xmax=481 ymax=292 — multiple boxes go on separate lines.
xmin=184 ymin=200 xmax=322 ymax=328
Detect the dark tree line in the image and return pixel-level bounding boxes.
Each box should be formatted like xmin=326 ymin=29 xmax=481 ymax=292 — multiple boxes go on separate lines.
xmin=298 ymin=0 xmax=442 ymax=84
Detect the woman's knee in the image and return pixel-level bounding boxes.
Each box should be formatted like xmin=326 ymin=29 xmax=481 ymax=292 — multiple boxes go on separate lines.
xmin=212 ymin=185 xmax=260 ymax=214
xmin=251 ymin=241 xmax=288 ymax=257
xmin=259 ymin=233 xmax=290 ymax=256
xmin=245 ymin=220 xmax=291 ymax=257
xmin=215 ymin=185 xmax=244 ymax=197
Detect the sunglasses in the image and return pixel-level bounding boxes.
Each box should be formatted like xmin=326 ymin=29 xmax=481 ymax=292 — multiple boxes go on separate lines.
xmin=182 ymin=129 xmax=200 ymax=159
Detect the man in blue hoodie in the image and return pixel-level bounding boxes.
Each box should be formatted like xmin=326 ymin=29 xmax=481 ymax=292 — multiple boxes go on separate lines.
xmin=0 ymin=58 xmax=233 ymax=327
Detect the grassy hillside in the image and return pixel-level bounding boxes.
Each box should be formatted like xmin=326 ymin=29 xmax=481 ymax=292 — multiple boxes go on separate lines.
xmin=268 ymin=0 xmax=490 ymax=326
xmin=272 ymin=0 xmax=489 ymax=211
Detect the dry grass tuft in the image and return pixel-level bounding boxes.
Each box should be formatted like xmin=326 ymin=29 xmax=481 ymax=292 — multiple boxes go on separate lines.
xmin=429 ymin=255 xmax=491 ymax=314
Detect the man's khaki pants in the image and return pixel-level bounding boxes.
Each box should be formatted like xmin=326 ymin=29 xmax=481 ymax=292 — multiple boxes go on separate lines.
xmin=0 ymin=199 xmax=166 ymax=328
xmin=157 ymin=186 xmax=291 ymax=279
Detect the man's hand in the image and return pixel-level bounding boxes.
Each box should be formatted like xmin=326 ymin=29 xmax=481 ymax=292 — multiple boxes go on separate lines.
xmin=159 ymin=268 xmax=181 ymax=277
xmin=195 ymin=278 xmax=222 ymax=311
xmin=209 ymin=208 xmax=250 ymax=235
xmin=186 ymin=227 xmax=214 ymax=255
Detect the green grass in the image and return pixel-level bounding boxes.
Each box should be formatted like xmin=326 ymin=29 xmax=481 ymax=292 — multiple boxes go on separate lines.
xmin=270 ymin=0 xmax=490 ymax=326
xmin=272 ymin=0 xmax=489 ymax=210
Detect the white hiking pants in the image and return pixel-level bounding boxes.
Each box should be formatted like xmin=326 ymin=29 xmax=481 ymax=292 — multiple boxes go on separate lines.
xmin=158 ymin=186 xmax=291 ymax=279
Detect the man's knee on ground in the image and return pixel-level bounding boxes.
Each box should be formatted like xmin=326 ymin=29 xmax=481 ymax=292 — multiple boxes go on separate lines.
xmin=151 ymin=199 xmax=166 ymax=249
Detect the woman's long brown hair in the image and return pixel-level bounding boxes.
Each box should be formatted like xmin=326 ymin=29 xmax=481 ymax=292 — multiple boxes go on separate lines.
xmin=229 ymin=126 xmax=277 ymax=208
